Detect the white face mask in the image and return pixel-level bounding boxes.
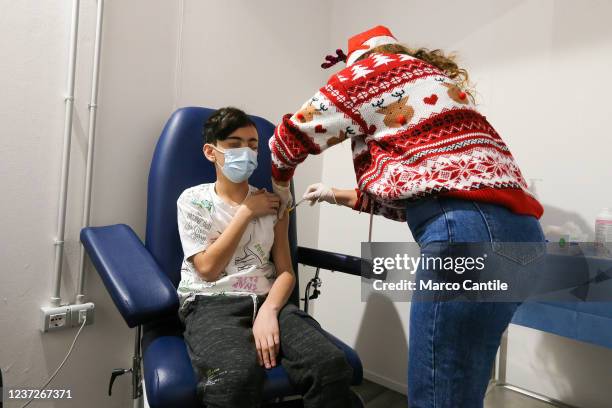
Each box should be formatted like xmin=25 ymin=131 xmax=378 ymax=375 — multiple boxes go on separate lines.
xmin=209 ymin=145 xmax=258 ymax=183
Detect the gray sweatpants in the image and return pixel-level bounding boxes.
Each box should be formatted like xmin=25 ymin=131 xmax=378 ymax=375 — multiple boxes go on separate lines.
xmin=179 ymin=294 xmax=354 ymax=408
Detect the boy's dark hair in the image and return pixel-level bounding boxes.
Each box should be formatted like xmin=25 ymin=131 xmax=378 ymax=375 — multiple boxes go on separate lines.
xmin=203 ymin=107 xmax=256 ymax=145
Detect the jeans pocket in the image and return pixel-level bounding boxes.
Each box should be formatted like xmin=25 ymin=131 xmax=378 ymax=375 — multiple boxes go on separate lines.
xmin=491 ymin=241 xmax=547 ymax=266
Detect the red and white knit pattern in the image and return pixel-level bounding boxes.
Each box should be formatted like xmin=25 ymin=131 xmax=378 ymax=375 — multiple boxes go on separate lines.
xmin=269 ymin=52 xmax=542 ymax=221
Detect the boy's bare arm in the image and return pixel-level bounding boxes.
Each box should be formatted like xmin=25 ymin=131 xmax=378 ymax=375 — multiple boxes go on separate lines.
xmin=253 ymin=213 xmax=295 ymax=368
xmin=191 ymin=190 xmax=279 ymax=281
xmin=262 ymin=214 xmax=296 ymax=313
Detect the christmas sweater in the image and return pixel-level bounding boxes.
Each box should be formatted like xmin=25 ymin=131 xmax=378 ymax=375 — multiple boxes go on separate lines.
xmin=269 ymin=52 xmax=543 ymax=221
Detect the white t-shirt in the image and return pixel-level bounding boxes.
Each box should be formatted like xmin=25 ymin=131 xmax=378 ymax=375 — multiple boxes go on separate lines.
xmin=176 ymin=183 xmax=277 ymax=310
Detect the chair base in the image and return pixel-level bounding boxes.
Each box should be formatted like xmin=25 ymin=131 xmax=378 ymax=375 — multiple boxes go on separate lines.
xmin=488 ymin=381 xmax=579 ymax=408
xmin=490 ymin=328 xmax=578 ymax=408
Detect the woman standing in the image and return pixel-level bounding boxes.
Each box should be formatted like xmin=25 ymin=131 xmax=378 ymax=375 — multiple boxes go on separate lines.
xmin=269 ymin=25 xmax=544 ymax=407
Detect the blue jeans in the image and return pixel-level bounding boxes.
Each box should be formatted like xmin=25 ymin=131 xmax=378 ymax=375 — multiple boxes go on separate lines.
xmin=405 ymin=196 xmax=545 ymax=408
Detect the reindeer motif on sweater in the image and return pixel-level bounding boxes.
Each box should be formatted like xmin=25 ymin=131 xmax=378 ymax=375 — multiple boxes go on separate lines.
xmin=269 ymin=52 xmax=543 ymax=221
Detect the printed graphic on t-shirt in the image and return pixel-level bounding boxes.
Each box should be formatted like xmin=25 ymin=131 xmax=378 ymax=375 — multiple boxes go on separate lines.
xmin=176 ymin=183 xmax=277 ymax=307
xmin=231 ymin=276 xmax=259 ymax=292
xmin=235 ymin=233 xmax=264 ymax=271
xmin=191 ymin=198 xmax=215 ymax=214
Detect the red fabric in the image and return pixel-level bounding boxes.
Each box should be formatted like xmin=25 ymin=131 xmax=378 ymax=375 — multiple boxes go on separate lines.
xmin=270 ymin=163 xmax=293 ymax=182
xmin=269 ymin=52 xmax=544 ymax=222
xmin=352 ymin=188 xmax=367 ymax=212
xmin=269 ymin=114 xmax=320 ymax=181
xmin=353 ymin=187 xmax=543 ymax=219
xmin=347 ymin=25 xmax=396 ymax=60
xmin=439 ymin=188 xmax=544 ymax=219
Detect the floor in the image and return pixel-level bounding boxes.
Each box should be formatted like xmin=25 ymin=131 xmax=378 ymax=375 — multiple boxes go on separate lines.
xmin=142 ymin=373 xmax=558 ymax=408
xmin=351 ymin=379 xmax=556 ymax=408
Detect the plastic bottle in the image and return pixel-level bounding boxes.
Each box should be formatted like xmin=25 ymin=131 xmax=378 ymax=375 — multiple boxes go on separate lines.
xmin=595 ymin=208 xmax=612 ymax=255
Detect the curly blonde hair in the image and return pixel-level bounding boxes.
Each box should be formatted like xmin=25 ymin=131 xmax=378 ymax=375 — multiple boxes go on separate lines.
xmin=357 ymin=43 xmax=477 ymax=104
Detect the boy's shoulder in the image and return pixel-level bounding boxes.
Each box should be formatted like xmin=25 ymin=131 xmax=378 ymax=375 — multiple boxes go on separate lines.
xmin=177 ymin=183 xmax=263 ymax=207
xmin=177 ymin=183 xmax=214 ymax=204
xmin=247 ymin=184 xmax=260 ymax=193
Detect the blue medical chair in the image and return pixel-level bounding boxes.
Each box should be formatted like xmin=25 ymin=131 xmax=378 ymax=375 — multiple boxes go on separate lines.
xmin=80 ymin=107 xmax=364 ymax=407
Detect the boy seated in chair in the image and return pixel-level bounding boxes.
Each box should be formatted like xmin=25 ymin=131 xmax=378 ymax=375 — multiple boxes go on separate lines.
xmin=176 ymin=107 xmax=354 ymax=408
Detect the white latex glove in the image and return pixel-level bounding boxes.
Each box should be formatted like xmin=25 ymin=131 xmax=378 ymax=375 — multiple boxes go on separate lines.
xmin=302 ymin=183 xmax=337 ymax=206
xmin=272 ymin=179 xmax=294 ymax=219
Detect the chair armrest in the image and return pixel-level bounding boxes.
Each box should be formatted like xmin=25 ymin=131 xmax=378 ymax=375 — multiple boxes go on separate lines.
xmin=142 ymin=335 xmax=199 ymax=408
xmin=80 ymin=224 xmax=179 ymax=328
xmin=296 ymin=246 xmax=362 ymax=277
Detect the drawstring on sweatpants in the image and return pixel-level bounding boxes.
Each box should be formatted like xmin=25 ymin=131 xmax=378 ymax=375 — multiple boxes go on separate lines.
xmin=249 ymin=293 xmax=258 ymax=324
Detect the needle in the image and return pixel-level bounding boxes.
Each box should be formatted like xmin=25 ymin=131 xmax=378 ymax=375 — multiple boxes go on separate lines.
xmin=287 ymin=198 xmax=307 ymax=213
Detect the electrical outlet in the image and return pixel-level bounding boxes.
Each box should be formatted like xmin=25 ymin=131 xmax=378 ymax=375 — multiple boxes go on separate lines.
xmin=40 ymin=302 xmax=95 ymax=332
xmin=69 ymin=302 xmax=95 ymax=328
xmin=50 ymin=313 xmax=67 ymax=328
xmin=41 ymin=305 xmax=71 ymax=332
xmin=70 ymin=302 xmax=94 ymax=327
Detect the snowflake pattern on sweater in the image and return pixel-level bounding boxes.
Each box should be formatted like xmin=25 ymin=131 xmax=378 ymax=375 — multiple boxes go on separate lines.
xmin=269 ymin=52 xmax=542 ymax=222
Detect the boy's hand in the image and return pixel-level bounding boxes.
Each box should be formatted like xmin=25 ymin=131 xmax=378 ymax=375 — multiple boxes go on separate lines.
xmin=252 ymin=305 xmax=280 ymax=369
xmin=239 ymin=189 xmax=280 ymax=219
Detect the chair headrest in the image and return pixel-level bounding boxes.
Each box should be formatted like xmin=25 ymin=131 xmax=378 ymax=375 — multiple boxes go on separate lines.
xmin=144 ymin=107 xmax=276 ymax=286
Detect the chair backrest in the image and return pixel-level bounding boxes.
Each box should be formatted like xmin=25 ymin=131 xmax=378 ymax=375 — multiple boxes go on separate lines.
xmin=144 ymin=107 xmax=298 ymax=304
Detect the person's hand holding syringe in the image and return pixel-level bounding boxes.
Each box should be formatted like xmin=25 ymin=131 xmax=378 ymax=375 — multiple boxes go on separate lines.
xmin=288 ymin=182 xmax=358 ymax=212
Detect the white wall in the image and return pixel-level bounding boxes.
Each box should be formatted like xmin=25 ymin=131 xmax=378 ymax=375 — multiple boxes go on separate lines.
xmin=307 ymin=0 xmax=612 ymax=405
xmin=1 ymin=1 xmax=329 ymax=406
xmin=2 ymin=1 xmax=612 ymax=407
xmin=174 ymin=0 xmax=331 ymax=250
xmin=0 ymin=0 xmax=179 ymax=406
